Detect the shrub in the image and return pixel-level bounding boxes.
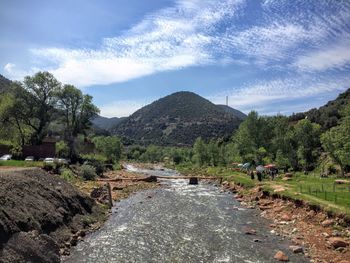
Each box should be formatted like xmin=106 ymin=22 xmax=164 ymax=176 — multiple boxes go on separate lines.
xmin=79 ymin=164 xmax=97 ymax=180
xmin=60 ymin=168 xmax=76 ymax=182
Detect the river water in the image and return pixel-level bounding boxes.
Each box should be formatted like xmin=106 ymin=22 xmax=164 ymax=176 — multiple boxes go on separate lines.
xmin=64 ymin=165 xmax=308 ymax=263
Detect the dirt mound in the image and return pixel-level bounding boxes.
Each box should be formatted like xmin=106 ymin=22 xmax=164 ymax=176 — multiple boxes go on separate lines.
xmin=0 ymin=168 xmax=102 ymax=263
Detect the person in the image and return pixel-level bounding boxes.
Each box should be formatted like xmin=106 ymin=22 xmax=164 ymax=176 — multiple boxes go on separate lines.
xmin=250 ymin=170 xmax=255 ymax=180
xmin=257 ymin=171 xmax=262 ymax=182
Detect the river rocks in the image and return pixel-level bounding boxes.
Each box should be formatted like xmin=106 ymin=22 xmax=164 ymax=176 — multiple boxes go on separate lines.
xmin=328 ymin=237 xmax=349 ymax=249
xmin=321 ymin=219 xmax=334 ymax=227
xmin=281 ymin=214 xmax=292 ymax=221
xmin=289 ymin=245 xmax=303 ymax=253
xmin=274 ymin=251 xmax=289 ymax=261
xmin=244 ymin=228 xmax=257 ymax=235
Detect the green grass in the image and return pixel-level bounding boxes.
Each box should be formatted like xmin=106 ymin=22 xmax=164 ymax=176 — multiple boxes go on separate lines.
xmin=0 ymin=160 xmax=43 ymax=167
xmin=174 ymin=163 xmax=350 ymax=217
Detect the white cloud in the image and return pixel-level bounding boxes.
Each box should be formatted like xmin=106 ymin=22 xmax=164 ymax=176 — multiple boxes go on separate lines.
xmin=209 ymin=75 xmax=350 ymax=114
xmin=24 ymin=0 xmax=244 ymax=87
xmin=99 ymin=99 xmax=151 ymax=118
xmin=4 ymin=0 xmax=350 ymax=87
xmin=294 ymin=38 xmax=350 ymax=71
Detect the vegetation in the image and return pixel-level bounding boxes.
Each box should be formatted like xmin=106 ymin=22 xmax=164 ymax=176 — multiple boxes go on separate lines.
xmin=0 ymin=72 xmax=99 ymax=160
xmin=111 ymin=91 xmax=244 ymax=146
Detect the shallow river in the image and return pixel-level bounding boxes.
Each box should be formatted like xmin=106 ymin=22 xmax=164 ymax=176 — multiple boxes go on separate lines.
xmin=64 ymin=165 xmax=308 ymax=263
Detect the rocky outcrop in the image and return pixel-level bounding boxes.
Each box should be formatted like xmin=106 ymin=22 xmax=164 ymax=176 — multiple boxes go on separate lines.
xmin=0 ymin=168 xmax=104 ymax=262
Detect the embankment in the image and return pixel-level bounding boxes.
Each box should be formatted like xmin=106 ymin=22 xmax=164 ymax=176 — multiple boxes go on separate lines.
xmin=0 ymin=168 xmax=106 ymax=263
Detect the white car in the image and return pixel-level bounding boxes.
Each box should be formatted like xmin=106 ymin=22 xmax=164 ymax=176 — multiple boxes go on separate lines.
xmin=25 ymin=156 xmax=34 ymax=161
xmin=0 ymin=154 xmax=12 ymax=161
xmin=43 ymin=158 xmax=55 ymax=163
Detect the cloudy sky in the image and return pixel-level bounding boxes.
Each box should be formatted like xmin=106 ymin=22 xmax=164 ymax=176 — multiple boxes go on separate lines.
xmin=1 ymin=0 xmax=350 ymax=117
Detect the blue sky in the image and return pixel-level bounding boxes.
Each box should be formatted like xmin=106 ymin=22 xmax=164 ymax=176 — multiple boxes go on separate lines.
xmin=1 ymin=0 xmax=350 ymax=117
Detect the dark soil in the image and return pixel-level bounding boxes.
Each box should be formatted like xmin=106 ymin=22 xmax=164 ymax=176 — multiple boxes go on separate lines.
xmin=0 ymin=168 xmax=105 ymax=263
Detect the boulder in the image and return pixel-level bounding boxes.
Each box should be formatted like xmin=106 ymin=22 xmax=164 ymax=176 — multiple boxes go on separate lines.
xmin=289 ymin=245 xmax=303 ymax=253
xmin=274 ymin=251 xmax=289 ymax=261
xmin=328 ymin=237 xmax=349 ymax=249
xmin=321 ymin=219 xmax=334 ymax=227
xmin=281 ymin=214 xmax=292 ymax=221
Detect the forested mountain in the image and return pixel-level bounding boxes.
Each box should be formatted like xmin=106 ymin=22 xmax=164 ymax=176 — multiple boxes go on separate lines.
xmin=0 ymin=74 xmax=12 ymax=93
xmin=290 ymin=88 xmax=350 ymax=130
xmin=216 ymin=104 xmax=247 ymax=120
xmin=92 ymin=116 xmax=125 ymax=130
xmin=111 ymin=91 xmax=243 ymax=146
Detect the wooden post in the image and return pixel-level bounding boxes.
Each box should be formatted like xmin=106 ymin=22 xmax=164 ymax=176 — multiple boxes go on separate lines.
xmin=322 ymin=184 xmax=324 ymax=192
xmin=106 ymin=183 xmax=113 ymax=208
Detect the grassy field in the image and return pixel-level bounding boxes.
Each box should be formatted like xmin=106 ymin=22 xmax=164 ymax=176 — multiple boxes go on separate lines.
xmin=174 ymin=163 xmax=350 ymax=217
xmin=0 ymin=160 xmax=43 ymax=167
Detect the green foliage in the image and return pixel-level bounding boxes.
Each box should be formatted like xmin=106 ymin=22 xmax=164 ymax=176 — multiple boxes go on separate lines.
xmin=60 ymin=168 xmax=76 ymax=182
xmin=56 ymin=141 xmax=69 ymax=158
xmin=321 ymin=103 xmax=350 ymax=176
xmin=92 ymin=136 xmax=123 ymax=162
xmin=79 ymin=164 xmax=97 ymax=181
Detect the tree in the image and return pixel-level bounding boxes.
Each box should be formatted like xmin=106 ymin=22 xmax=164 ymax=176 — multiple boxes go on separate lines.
xmin=293 ymin=119 xmax=321 ymax=171
xmin=193 ymin=137 xmax=209 ymax=166
xmin=56 ymin=141 xmax=69 ymax=158
xmin=57 ymin=84 xmax=99 ymax=158
xmin=21 ymin=72 xmax=61 ymax=144
xmin=93 ymin=136 xmax=123 ymax=163
xmin=321 ymin=104 xmax=350 ymax=176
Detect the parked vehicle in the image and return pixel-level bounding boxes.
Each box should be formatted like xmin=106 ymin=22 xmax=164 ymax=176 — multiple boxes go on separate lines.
xmin=0 ymin=154 xmax=12 ymax=161
xmin=57 ymin=158 xmax=69 ymax=164
xmin=43 ymin=158 xmax=55 ymax=163
xmin=25 ymin=156 xmax=34 ymax=161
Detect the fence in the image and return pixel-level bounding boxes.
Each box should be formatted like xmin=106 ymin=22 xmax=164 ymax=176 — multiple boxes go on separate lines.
xmin=298 ymin=182 xmax=350 ymax=207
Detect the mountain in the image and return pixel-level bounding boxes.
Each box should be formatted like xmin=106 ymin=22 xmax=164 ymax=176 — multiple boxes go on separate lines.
xmin=92 ymin=115 xmax=125 ymax=130
xmin=216 ymin=104 xmax=247 ymax=120
xmin=0 ymin=74 xmax=12 ymax=93
xmin=111 ymin=91 xmax=243 ymax=146
xmin=290 ymin=88 xmax=350 ymax=130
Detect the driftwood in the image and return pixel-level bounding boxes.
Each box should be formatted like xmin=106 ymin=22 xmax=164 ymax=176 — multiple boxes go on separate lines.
xmin=97 ymin=175 xmax=220 ymax=183
xmin=334 ymin=179 xmax=350 ymax=185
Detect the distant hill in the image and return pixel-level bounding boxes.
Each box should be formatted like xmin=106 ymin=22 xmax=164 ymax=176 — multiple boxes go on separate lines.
xmin=91 ymin=115 xmax=125 ymax=130
xmin=216 ymin=104 xmax=247 ymax=120
xmin=290 ymin=88 xmax=350 ymax=130
xmin=111 ymin=91 xmax=243 ymax=146
xmin=0 ymin=74 xmax=12 ymax=93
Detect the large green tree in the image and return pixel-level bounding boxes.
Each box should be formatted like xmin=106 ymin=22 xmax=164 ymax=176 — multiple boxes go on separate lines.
xmin=321 ymin=104 xmax=350 ymax=176
xmin=21 ymin=71 xmax=61 ymax=144
xmin=93 ymin=136 xmax=123 ymax=163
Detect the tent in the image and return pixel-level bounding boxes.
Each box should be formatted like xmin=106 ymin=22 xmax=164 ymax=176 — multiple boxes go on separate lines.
xmin=256 ymin=165 xmax=265 ymax=172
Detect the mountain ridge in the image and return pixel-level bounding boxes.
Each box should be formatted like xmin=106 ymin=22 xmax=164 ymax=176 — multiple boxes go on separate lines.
xmin=111 ymin=91 xmax=244 ymax=146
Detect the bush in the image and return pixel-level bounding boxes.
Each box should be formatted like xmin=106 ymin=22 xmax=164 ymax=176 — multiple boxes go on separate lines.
xmin=79 ymin=164 xmax=97 ymax=180
xmin=60 ymin=168 xmax=76 ymax=182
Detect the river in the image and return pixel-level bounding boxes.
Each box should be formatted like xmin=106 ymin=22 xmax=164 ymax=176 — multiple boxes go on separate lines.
xmin=64 ymin=165 xmax=308 ymax=263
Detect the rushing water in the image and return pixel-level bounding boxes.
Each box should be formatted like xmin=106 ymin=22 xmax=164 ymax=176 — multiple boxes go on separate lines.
xmin=64 ymin=165 xmax=308 ymax=263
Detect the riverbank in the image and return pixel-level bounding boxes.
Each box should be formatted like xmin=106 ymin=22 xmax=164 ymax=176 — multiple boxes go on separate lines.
xmin=0 ymin=165 xmax=159 ymax=262
xmin=0 ymin=168 xmax=107 ymax=263
xmin=174 ymin=164 xmax=350 ymax=262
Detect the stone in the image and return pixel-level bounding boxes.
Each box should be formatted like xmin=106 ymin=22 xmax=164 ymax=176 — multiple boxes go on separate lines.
xmin=281 ymin=214 xmax=292 ymax=221
xmin=244 ymin=228 xmax=257 ymax=235
xmin=274 ymin=251 xmax=289 ymax=261
xmin=328 ymin=237 xmax=349 ymax=249
xmin=289 ymin=245 xmax=303 ymax=253
xmin=321 ymin=219 xmax=334 ymax=227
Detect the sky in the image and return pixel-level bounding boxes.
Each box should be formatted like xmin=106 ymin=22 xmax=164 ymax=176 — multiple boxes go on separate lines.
xmin=1 ymin=0 xmax=350 ymax=117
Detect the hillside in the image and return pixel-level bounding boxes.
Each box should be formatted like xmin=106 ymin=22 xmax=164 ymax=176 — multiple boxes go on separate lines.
xmin=111 ymin=91 xmax=243 ymax=146
xmin=216 ymin=104 xmax=247 ymax=120
xmin=92 ymin=116 xmax=125 ymax=130
xmin=0 ymin=74 xmax=12 ymax=93
xmin=290 ymin=88 xmax=350 ymax=130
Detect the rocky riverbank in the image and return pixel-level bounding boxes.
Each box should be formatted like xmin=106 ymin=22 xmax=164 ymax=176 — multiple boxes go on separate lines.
xmin=0 ymin=168 xmax=107 ymax=263
xmin=221 ymin=181 xmax=350 ymax=262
